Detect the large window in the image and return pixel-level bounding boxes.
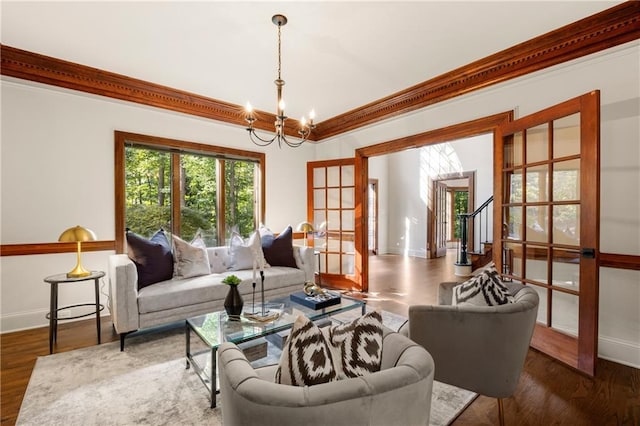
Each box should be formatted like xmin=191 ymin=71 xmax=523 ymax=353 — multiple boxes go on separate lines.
xmin=115 ymin=132 xmax=264 ymax=252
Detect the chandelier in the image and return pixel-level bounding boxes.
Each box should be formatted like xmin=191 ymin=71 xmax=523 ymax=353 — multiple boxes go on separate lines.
xmin=245 ymin=14 xmax=316 ymax=148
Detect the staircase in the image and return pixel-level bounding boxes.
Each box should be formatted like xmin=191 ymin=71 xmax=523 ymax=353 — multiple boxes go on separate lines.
xmin=455 ymin=196 xmax=494 ymax=275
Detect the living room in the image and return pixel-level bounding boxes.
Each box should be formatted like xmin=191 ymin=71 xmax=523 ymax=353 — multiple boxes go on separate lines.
xmin=2 ymin=1 xmax=639 ymax=425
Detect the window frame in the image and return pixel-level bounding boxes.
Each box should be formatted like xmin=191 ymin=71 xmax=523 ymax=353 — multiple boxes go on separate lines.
xmin=114 ymin=131 xmax=265 ymax=253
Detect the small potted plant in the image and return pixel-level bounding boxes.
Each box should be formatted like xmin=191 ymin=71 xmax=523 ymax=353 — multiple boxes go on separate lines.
xmin=222 ymin=275 xmax=243 ymax=320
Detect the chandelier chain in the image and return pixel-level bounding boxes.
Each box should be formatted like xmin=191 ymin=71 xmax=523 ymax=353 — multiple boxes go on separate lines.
xmin=277 ymin=25 xmax=282 ymax=81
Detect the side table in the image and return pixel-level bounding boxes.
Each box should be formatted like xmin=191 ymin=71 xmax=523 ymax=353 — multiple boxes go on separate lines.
xmin=44 ymin=271 xmax=105 ymax=354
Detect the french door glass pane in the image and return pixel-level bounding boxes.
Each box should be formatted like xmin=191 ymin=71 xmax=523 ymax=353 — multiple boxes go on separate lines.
xmin=506 ymin=169 xmax=523 ymax=203
xmin=526 ymin=123 xmax=549 ymax=163
xmin=327 ymin=210 xmax=340 ymax=230
xmin=342 ymin=165 xmax=354 ymax=186
xmin=342 ymin=210 xmax=354 ymax=231
xmin=531 ymin=285 xmax=547 ymax=324
xmin=313 ymin=210 xmax=326 ymax=231
xmin=342 ymin=254 xmax=355 ymax=275
xmin=553 ymin=205 xmax=580 ymax=246
xmin=504 ymin=132 xmax=524 ymax=168
xmin=327 ymin=253 xmax=340 ymax=274
xmin=525 ymin=165 xmax=549 ymax=202
xmin=313 ymin=168 xmax=325 ymax=187
xmin=526 ymin=206 xmax=548 ymax=243
xmin=342 ymin=237 xmax=355 ymax=254
xmin=342 ymin=188 xmax=354 ymax=208
xmin=313 ymin=189 xmax=326 ymax=209
xmin=525 ymin=245 xmax=548 ymax=284
xmin=553 ymin=113 xmax=580 ymax=158
xmin=553 ymin=159 xmax=580 ymax=201
xmin=552 ymin=248 xmax=580 ymax=290
xmin=503 ymin=242 xmax=522 ymax=278
xmin=327 ymin=188 xmax=340 ymax=209
xmin=504 ymin=206 xmax=522 ymax=240
xmin=551 ymin=291 xmax=579 ymax=337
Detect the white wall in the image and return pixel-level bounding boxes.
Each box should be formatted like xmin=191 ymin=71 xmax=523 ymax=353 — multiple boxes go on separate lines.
xmin=315 ymin=42 xmax=640 ymax=368
xmin=0 ymin=79 xmax=315 ymax=331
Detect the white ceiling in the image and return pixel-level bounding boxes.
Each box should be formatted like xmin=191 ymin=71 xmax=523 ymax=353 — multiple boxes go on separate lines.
xmin=1 ymin=1 xmax=622 ymax=123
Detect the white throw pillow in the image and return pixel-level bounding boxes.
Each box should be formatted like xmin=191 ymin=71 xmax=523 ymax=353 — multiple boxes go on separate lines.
xmin=172 ymin=235 xmax=211 ymax=279
xmin=228 ymin=231 xmax=269 ymax=271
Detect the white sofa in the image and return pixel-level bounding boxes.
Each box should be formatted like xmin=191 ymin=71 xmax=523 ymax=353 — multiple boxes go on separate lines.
xmin=108 ymin=245 xmax=315 ymax=350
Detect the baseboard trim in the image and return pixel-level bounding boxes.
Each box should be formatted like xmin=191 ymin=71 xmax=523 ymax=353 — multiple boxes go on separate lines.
xmin=598 ymin=335 xmax=640 ymax=370
xmin=1 ymin=307 xmax=110 ymax=334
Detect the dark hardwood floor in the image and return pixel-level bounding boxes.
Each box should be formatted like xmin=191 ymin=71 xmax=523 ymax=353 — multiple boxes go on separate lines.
xmin=1 ymin=252 xmax=638 ymax=425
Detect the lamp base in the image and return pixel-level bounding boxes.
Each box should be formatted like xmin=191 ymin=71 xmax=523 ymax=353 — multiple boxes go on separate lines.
xmin=66 ymin=264 xmax=91 ymax=278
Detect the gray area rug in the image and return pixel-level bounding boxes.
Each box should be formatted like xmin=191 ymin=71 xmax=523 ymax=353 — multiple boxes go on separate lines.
xmin=18 ymin=311 xmax=476 ymax=425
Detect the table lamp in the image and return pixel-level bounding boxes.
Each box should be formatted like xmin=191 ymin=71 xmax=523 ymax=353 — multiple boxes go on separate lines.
xmin=58 ymin=225 xmax=97 ymax=278
xmin=296 ymin=222 xmax=314 ymax=247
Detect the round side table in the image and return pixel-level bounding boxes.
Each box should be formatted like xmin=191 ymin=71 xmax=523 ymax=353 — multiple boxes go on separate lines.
xmin=44 ymin=271 xmax=105 ymax=354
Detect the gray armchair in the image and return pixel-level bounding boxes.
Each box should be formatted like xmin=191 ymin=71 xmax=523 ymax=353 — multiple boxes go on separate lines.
xmin=399 ymin=282 xmax=539 ymax=426
xmin=218 ymin=327 xmax=435 ymax=426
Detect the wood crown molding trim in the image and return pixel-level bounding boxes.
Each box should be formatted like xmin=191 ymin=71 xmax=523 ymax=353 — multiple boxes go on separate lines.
xmin=0 ymin=45 xmax=317 ymax=142
xmin=315 ymin=1 xmax=640 ymax=140
xmin=1 ymin=3 xmax=638 ymax=142
xmin=1 ymin=241 xmax=116 ymax=257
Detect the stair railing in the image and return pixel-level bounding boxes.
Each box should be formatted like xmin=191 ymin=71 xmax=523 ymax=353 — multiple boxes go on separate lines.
xmin=456 ymin=195 xmax=493 ymax=267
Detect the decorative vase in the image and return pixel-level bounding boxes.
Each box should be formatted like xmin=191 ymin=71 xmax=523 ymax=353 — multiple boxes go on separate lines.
xmin=224 ymin=285 xmax=244 ymax=320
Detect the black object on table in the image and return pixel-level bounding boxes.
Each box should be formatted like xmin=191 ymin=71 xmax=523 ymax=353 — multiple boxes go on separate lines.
xmin=43 ymin=271 xmax=105 ymax=354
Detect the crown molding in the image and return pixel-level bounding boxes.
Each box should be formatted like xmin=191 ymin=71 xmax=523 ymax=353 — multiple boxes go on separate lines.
xmin=1 ymin=2 xmax=638 ymax=142
xmin=0 ymin=45 xmax=317 ymax=142
xmin=315 ymin=1 xmax=640 ymax=140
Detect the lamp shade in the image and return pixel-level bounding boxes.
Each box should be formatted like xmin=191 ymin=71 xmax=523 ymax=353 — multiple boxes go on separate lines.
xmin=59 ymin=226 xmax=96 ymax=278
xmin=296 ymin=222 xmax=314 ymax=233
xmin=58 ymin=225 xmax=97 ymax=243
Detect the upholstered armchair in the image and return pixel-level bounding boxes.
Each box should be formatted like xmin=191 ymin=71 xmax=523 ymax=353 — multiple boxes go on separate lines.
xmin=218 ymin=327 xmax=435 ymax=426
xmin=399 ymin=282 xmax=539 ymax=426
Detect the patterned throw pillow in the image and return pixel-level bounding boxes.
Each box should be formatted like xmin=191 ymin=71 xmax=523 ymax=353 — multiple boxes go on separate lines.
xmin=126 ymin=229 xmax=173 ymax=289
xmin=276 ymin=315 xmax=337 ymax=386
xmin=172 ymin=235 xmax=211 ymax=279
xmin=326 ymin=311 xmax=384 ymax=378
xmin=453 ymin=265 xmax=514 ymax=306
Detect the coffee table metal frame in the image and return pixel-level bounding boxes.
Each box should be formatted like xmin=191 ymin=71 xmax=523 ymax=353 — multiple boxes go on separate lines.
xmin=185 ymin=294 xmax=366 ymax=408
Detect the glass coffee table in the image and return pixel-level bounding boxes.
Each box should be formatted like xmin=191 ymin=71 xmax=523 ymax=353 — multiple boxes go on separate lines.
xmin=185 ymin=293 xmax=365 ymax=408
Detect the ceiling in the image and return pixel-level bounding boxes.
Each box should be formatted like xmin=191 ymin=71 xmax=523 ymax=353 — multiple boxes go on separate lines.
xmin=1 ymin=1 xmax=623 ymax=124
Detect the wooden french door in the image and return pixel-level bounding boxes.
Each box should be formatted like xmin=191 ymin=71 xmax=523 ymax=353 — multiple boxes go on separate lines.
xmin=495 ymin=91 xmax=600 ymax=376
xmin=307 ymin=159 xmax=357 ymax=290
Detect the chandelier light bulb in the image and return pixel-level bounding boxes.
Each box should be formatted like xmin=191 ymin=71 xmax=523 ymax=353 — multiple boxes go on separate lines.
xmin=278 ymin=99 xmax=285 ymax=112
xmin=309 ymin=109 xmax=316 ymax=120
xmin=301 ymin=116 xmax=307 ymax=126
xmin=246 ymin=102 xmax=253 ymax=113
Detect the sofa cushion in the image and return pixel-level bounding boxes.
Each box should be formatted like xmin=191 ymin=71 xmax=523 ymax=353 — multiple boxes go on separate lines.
xmin=276 ymin=315 xmax=337 ymax=386
xmin=260 ymin=225 xmax=297 ymax=268
xmin=137 ymin=266 xmax=306 ymax=314
xmin=326 ymin=310 xmax=384 ymax=379
xmin=453 ymin=265 xmax=514 ymax=306
xmin=172 ymin=235 xmax=211 ymax=279
xmin=126 ymin=229 xmax=173 ymax=289
xmin=207 ymin=247 xmax=229 ymax=273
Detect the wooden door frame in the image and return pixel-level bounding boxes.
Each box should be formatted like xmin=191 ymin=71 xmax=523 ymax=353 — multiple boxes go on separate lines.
xmin=368 ymin=179 xmax=379 ymax=255
xmin=429 ymin=171 xmax=476 ymax=258
xmin=355 ymin=112 xmax=513 ymax=291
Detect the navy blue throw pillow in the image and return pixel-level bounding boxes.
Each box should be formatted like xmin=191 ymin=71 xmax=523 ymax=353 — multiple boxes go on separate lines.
xmin=126 ymin=229 xmax=174 ymax=289
xmin=261 ymin=225 xmax=297 ymax=268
